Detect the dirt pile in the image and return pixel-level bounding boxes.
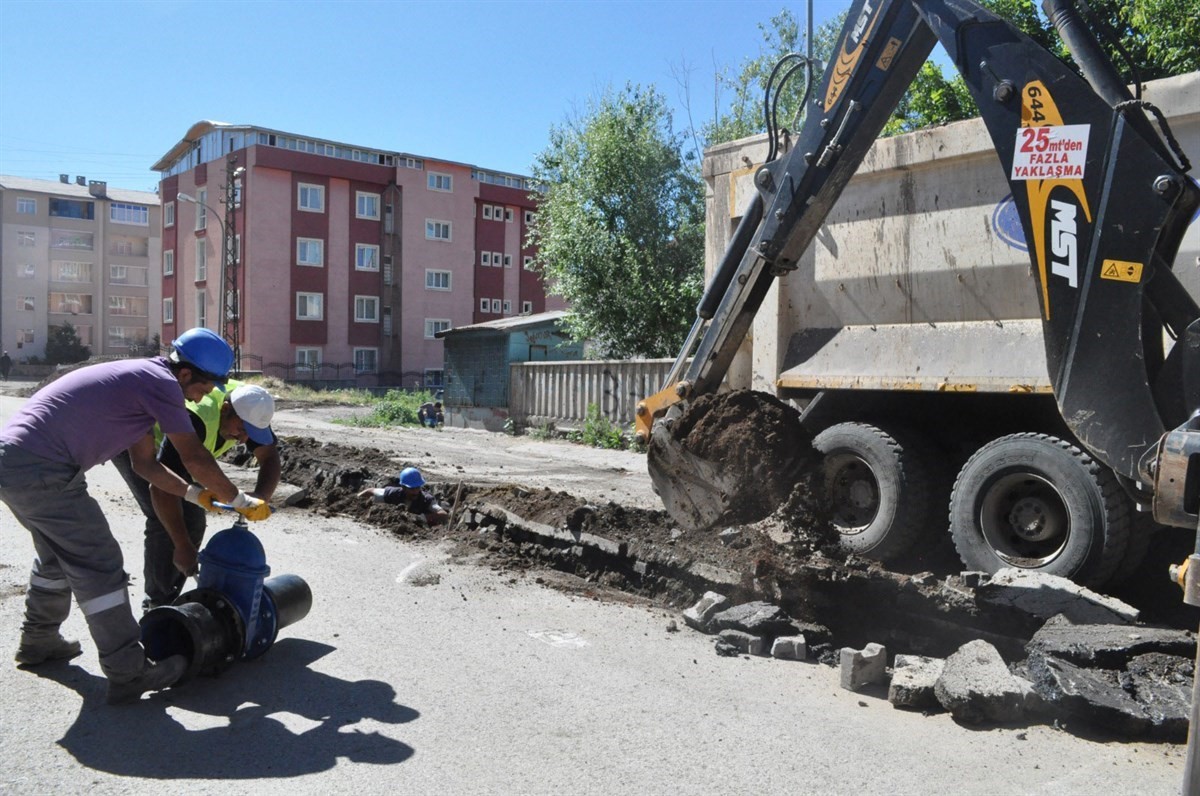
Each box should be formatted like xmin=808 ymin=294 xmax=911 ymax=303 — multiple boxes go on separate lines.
xmin=647 ymin=389 xmax=822 ymax=531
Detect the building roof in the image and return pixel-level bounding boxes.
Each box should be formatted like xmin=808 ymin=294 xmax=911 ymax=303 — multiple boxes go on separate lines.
xmin=436 ymin=310 xmax=569 ymax=339
xmin=151 ymin=120 xmax=532 ymax=181
xmin=0 ymin=175 xmax=159 ymax=205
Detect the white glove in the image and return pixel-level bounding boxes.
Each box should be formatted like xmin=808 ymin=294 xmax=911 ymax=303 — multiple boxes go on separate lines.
xmin=184 ymin=483 xmax=219 ymax=512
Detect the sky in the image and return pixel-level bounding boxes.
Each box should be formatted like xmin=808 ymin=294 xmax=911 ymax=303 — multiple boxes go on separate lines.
xmin=0 ymin=0 xmax=856 ymax=194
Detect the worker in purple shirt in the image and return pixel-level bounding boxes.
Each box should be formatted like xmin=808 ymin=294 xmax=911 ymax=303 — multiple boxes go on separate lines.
xmin=0 ymin=328 xmax=267 ymax=704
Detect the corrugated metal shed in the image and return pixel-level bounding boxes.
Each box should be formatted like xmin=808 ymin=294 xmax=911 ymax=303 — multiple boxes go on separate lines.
xmin=437 ymin=311 xmax=583 ymax=408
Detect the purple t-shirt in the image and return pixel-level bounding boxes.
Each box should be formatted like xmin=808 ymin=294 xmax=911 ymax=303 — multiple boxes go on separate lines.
xmin=0 ymin=358 xmax=194 ymax=471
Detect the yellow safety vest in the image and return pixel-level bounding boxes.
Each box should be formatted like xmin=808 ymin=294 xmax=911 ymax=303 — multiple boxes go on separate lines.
xmin=153 ymin=378 xmax=244 ymax=456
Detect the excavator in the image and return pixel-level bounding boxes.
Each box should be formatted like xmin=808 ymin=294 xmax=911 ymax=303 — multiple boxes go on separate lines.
xmin=635 ymin=0 xmax=1200 ymax=784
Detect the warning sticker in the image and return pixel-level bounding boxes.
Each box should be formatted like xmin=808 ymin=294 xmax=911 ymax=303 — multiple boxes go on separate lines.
xmin=1100 ymin=259 xmax=1143 ymax=284
xmin=1011 ymin=124 xmax=1090 ymax=181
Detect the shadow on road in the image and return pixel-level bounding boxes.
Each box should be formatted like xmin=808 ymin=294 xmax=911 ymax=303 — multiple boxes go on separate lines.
xmin=30 ymin=639 xmax=417 ymax=778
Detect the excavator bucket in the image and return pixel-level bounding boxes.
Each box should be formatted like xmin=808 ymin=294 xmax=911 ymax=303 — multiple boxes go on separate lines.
xmin=646 ymin=390 xmax=817 ymax=531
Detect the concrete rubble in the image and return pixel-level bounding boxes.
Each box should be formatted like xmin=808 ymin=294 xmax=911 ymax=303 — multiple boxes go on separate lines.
xmin=457 ymin=497 xmax=1194 ymax=740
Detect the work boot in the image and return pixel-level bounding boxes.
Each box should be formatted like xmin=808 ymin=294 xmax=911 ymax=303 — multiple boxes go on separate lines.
xmin=105 ymin=655 xmax=187 ymax=705
xmin=14 ymin=634 xmax=83 ymax=667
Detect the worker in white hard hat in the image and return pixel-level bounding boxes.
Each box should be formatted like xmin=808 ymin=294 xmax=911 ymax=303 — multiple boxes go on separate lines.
xmin=113 ymin=380 xmax=280 ymax=609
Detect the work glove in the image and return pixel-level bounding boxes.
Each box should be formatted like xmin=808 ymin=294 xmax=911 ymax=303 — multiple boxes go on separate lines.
xmin=230 ymin=491 xmax=271 ymax=522
xmin=184 ymin=483 xmax=221 ymax=513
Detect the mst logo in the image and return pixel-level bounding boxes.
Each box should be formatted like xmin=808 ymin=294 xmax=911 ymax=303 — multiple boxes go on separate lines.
xmin=1049 ymin=197 xmax=1079 ymax=288
xmin=824 ymin=0 xmax=880 ymax=111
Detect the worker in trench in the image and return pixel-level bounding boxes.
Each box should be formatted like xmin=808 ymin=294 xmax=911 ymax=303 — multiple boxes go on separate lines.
xmin=358 ymin=466 xmax=448 ymax=525
xmin=111 ymin=381 xmax=278 ymax=610
xmin=0 ymin=328 xmax=267 ymax=704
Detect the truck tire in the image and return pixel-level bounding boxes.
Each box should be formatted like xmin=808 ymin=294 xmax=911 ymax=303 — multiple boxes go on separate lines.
xmin=948 ymin=433 xmax=1130 ymax=588
xmin=812 ymin=422 xmax=940 ymax=562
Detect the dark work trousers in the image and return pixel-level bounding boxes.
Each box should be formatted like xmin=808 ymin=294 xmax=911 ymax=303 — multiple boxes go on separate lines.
xmin=0 ymin=442 xmax=146 ymax=682
xmin=110 ymin=450 xmax=207 ymax=608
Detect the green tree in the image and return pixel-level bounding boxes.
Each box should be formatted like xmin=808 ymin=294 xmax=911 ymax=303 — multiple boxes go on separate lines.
xmin=703 ymin=9 xmax=844 ymax=146
xmin=44 ymin=323 xmax=91 ymax=366
xmin=707 ymin=1 xmax=1197 ymax=143
xmin=528 ymin=84 xmax=705 ymax=359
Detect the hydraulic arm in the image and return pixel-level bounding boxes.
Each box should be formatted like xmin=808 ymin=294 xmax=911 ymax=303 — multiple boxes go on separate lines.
xmin=637 ymin=0 xmax=1199 ymax=492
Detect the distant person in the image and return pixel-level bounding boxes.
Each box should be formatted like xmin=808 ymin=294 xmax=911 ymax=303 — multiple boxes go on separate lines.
xmin=112 ymin=381 xmax=279 ymax=609
xmin=0 ymin=327 xmax=266 ymax=704
xmin=417 ymin=401 xmax=444 ymax=428
xmin=0 ymin=351 xmax=11 ymax=381
xmin=357 ymin=467 xmax=448 ymax=525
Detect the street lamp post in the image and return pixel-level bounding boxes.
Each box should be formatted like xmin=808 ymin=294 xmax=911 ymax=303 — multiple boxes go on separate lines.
xmin=177 ymin=157 xmax=244 ymax=371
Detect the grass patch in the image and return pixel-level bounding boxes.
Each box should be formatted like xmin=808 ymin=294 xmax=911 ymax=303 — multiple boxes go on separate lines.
xmin=335 ymin=389 xmax=439 ymax=427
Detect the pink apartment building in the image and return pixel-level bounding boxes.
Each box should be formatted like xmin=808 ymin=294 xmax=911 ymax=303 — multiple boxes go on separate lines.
xmin=152 ymin=121 xmax=564 ymax=389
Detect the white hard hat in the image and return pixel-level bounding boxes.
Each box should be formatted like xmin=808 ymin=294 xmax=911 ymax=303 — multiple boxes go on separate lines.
xmin=229 ymin=384 xmax=275 ymax=444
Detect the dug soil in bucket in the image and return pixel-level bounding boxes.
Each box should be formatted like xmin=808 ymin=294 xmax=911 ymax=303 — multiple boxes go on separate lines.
xmin=647 ymin=389 xmax=822 ymax=531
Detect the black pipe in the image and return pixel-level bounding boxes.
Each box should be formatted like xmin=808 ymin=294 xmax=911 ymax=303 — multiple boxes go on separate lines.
xmin=697 ymin=193 xmax=763 ymax=320
xmin=264 ymin=574 xmax=312 ymax=631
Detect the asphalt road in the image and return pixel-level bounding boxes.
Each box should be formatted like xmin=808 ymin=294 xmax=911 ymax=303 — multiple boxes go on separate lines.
xmin=0 ymin=391 xmax=1189 ymax=794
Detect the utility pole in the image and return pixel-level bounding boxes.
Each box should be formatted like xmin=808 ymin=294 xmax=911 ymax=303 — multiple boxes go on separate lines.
xmin=221 ymin=156 xmax=243 ymax=372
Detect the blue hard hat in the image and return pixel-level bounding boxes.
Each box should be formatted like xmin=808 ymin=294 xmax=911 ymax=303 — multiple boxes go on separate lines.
xmin=398 ymin=467 xmax=425 ymax=488
xmin=170 ymin=328 xmax=234 ymax=387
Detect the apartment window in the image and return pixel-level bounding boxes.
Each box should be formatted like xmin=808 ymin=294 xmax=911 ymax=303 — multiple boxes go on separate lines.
xmin=522 ymin=300 xmax=533 ymax=314
xmin=17 ymin=296 xmax=35 ymax=311
xmin=49 ymin=198 xmax=94 ymax=220
xmin=355 ymin=244 xmax=379 ymax=271
xmin=196 ymin=290 xmax=207 ymax=328
xmin=298 ymin=183 xmax=325 ymax=212
xmin=502 ymin=300 xmax=512 ymax=314
xmin=296 ymin=291 xmax=324 ymax=320
xmin=424 ymin=318 xmax=450 ymax=338
xmin=354 ymin=295 xmax=380 ymax=323
xmin=163 ymin=297 xmax=174 ymax=323
xmin=51 ymin=261 xmax=92 ymax=282
xmin=491 ymin=298 xmax=502 ymax=313
xmin=356 ymin=192 xmax=380 ymax=219
xmin=505 ymin=208 xmax=514 ymax=223
xmin=50 ymin=231 xmax=93 ymax=250
xmin=50 ymin=292 xmax=93 ymax=315
xmin=297 ymin=238 xmax=324 ymax=267
xmin=353 ymin=348 xmax=378 ymax=374
xmin=296 ymin=348 xmax=321 ymax=371
xmin=503 ymin=254 xmax=512 ymax=268
xmin=110 ymin=203 xmax=149 ymax=226
xmin=492 ymin=252 xmax=502 ymax=267
xmin=479 ymin=298 xmax=490 ymax=313
xmin=163 ymin=250 xmax=175 ymax=276
xmin=383 ymin=254 xmax=393 ymax=285
xmin=110 ymin=265 xmax=148 ymax=286
xmin=108 ymin=326 xmax=147 ymax=349
xmin=424 ymin=369 xmax=445 ymax=389
xmin=524 ymin=210 xmax=535 ymax=224
xmin=195 ymin=189 xmax=207 ymax=230
xmin=427 ymin=172 xmax=452 ymax=192
xmin=196 ymin=240 xmax=207 ymax=281
xmin=74 ymin=325 xmax=93 ymax=346
xmin=426 ymin=269 xmax=451 ymax=291
xmin=425 ymin=220 xmax=451 ymax=241
xmin=523 ymin=256 xmax=534 ymax=270
xmin=164 ymin=201 xmax=175 ymax=228
xmin=481 ymin=251 xmax=491 ymax=267
xmin=482 ymin=205 xmax=493 ymax=220
xmin=16 ymin=198 xmax=36 ymax=214
xmin=17 ymin=329 xmax=34 ymax=344
xmin=492 ymin=205 xmax=504 ymax=219
xmin=109 ymin=295 xmax=148 ymax=316
xmin=17 ymin=231 xmax=35 ymax=246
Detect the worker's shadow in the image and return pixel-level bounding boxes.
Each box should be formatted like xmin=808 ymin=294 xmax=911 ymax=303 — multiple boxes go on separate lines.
xmin=31 ymin=639 xmax=417 ymax=778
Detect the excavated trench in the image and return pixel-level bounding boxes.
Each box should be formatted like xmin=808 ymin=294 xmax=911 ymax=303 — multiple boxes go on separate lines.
xmin=258 ymin=393 xmax=1200 ymax=740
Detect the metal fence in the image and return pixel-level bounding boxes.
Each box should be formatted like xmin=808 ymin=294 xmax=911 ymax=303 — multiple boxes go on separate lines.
xmin=507 ymin=359 xmax=678 ymax=430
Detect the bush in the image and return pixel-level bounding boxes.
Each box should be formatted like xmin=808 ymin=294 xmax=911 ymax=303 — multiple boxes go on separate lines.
xmin=574 ymin=403 xmax=625 ymax=450
xmin=339 ymin=389 xmax=438 ymax=427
